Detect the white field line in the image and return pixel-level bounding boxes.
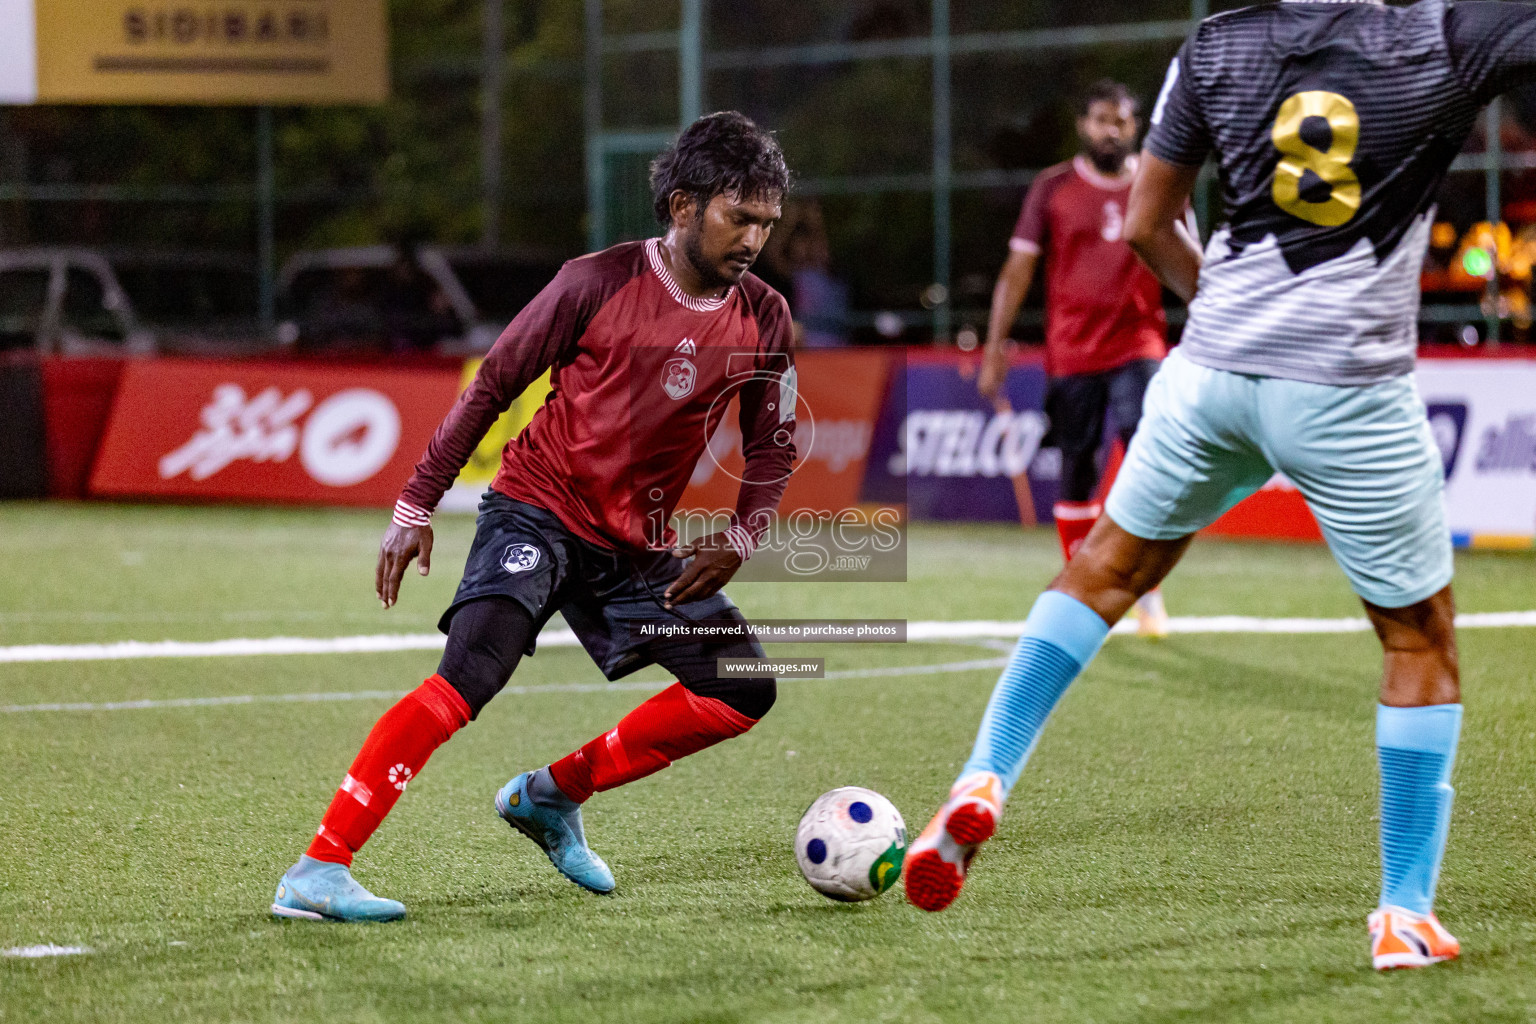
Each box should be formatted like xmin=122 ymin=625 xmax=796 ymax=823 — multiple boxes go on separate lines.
xmin=825 ymin=657 xmax=1007 ymax=680
xmin=4 ymin=612 xmax=1534 ymax=667
xmin=2 ymin=682 xmax=655 ymax=714
xmin=0 ymin=658 xmax=1011 ymax=714
xmin=6 ymin=608 xmax=1535 ymax=714
xmin=0 ymin=632 xmax=482 ymax=664
xmin=3 ymin=945 xmax=91 ymax=958
xmin=0 ymin=610 xmax=436 ymax=624
xmin=916 ymin=610 xmax=1536 ymax=641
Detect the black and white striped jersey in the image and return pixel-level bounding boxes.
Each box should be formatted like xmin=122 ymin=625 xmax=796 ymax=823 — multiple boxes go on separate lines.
xmin=1147 ymin=0 xmax=1536 ymax=384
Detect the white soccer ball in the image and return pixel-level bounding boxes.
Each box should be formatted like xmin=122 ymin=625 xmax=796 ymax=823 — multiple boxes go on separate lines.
xmin=795 ymin=786 xmax=907 ymax=902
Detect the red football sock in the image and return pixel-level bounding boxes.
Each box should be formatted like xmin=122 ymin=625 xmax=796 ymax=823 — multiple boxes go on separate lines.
xmin=1053 ymin=501 xmax=1101 ymax=562
xmin=305 ymin=674 xmax=471 ymax=866
xmin=548 ymin=683 xmax=759 ymax=803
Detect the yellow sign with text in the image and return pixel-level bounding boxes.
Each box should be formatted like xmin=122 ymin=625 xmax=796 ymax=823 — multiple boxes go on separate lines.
xmin=34 ymin=0 xmax=387 ymax=105
xmin=453 ymin=362 xmax=553 ymax=492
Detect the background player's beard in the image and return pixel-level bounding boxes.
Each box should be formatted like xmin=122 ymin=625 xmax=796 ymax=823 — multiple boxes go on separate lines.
xmin=683 ymin=226 xmax=745 ymax=290
xmin=1087 ymin=141 xmax=1131 ymax=176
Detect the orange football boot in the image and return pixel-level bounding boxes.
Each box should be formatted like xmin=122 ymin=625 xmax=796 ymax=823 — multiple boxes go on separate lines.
xmin=1369 ymin=907 xmax=1460 ymax=970
xmin=904 ymin=771 xmax=1003 ymax=912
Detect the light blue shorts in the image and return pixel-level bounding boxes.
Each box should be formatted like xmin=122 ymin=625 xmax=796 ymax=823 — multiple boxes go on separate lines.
xmin=1104 ymin=350 xmax=1452 ymax=609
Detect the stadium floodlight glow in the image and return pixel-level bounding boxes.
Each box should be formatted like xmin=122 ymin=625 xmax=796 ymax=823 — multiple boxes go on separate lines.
xmin=1462 ymin=247 xmax=1495 ymax=279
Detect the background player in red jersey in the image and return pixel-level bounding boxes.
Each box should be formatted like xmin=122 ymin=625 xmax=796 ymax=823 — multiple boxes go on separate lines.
xmin=978 ymin=80 xmax=1191 ymax=637
xmin=272 ymin=112 xmax=797 ymax=922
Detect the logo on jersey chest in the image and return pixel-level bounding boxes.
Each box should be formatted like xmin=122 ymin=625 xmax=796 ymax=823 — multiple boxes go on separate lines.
xmin=1101 ymin=200 xmax=1124 ymax=242
xmin=662 ymin=340 xmax=698 ymax=400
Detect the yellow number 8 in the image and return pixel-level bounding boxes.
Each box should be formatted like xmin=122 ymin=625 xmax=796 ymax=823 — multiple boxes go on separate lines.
xmin=1271 ymin=90 xmax=1361 ymax=227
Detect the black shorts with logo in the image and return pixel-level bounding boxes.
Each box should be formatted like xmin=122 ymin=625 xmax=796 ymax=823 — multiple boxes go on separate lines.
xmin=1044 ymin=357 xmax=1160 ymax=503
xmin=441 ymin=491 xmax=761 ymax=683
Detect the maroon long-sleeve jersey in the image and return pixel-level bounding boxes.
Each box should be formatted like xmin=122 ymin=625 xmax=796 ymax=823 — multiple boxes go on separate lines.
xmin=394 ymin=238 xmax=797 ymax=557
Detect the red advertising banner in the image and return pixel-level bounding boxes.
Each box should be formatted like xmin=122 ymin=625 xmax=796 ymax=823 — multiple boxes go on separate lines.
xmin=1097 ymin=445 xmax=1325 ymax=543
xmin=679 ymin=349 xmax=893 ymax=516
xmin=1204 ymin=475 xmax=1324 ymax=542
xmin=41 ymin=357 xmax=125 ymax=498
xmin=90 ymin=360 xmax=462 ymax=507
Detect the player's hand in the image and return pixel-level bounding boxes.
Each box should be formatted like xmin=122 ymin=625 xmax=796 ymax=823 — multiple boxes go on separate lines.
xmin=977 ymin=342 xmax=1011 ymax=411
xmin=664 ymin=533 xmax=743 ymax=609
xmin=376 ymin=523 xmax=433 ymax=609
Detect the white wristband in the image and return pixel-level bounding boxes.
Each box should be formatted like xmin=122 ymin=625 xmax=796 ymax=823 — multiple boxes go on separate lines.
xmin=723 ymin=524 xmax=756 ymax=561
xmin=392 ymin=499 xmax=433 ymax=529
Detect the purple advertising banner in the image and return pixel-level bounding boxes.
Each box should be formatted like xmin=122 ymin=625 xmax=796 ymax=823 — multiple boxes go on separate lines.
xmin=862 ymin=355 xmax=1061 ymax=523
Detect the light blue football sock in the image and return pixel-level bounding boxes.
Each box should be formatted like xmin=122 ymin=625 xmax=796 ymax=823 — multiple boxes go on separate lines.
xmin=960 ymin=591 xmax=1110 ymax=798
xmin=1377 ymin=703 xmax=1462 ymax=916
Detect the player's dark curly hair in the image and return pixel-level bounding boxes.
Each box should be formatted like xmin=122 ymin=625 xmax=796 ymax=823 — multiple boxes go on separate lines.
xmin=650 ymin=111 xmax=791 ymax=226
xmin=1079 ymin=79 xmax=1139 ymax=117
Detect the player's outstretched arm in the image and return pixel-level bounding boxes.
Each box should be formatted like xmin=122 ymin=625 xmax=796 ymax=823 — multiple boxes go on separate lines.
xmin=377 ymin=259 xmax=608 ymax=608
xmin=980 ymin=249 xmax=1038 ymax=407
xmin=1125 ymin=153 xmax=1203 ymax=302
xmin=376 ymin=522 xmax=433 ymax=609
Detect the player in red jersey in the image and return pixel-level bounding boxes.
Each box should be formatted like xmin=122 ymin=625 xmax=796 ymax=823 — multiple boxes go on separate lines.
xmin=272 ymin=112 xmax=797 ymax=922
xmin=978 ymin=80 xmax=1191 ymax=637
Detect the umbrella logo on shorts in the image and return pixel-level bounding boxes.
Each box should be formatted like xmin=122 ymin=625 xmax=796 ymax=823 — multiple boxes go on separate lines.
xmin=662 ymin=357 xmax=697 ymax=400
xmin=501 ymin=543 xmax=541 ymax=574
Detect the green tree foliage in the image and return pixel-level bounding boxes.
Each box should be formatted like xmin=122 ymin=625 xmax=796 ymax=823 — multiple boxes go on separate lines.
xmin=0 ymin=0 xmax=588 ymax=256
xmin=0 ymin=0 xmax=1201 ymax=327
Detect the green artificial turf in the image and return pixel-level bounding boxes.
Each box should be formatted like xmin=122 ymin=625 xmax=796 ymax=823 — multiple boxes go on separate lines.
xmin=1 ymin=503 xmax=1533 ymax=1023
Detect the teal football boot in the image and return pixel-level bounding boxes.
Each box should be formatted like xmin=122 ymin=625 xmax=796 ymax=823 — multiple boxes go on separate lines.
xmin=271 ymin=855 xmax=406 ymax=923
xmin=494 ymin=770 xmax=616 ymax=894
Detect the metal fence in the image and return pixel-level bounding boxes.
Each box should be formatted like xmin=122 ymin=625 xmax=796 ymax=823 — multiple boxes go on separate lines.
xmin=0 ymin=1 xmax=1523 ymax=344
xmin=584 ymin=0 xmax=1517 ymax=343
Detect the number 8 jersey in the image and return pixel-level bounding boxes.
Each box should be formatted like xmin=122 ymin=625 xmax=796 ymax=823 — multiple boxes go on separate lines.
xmin=1147 ymin=0 xmax=1536 ymax=385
